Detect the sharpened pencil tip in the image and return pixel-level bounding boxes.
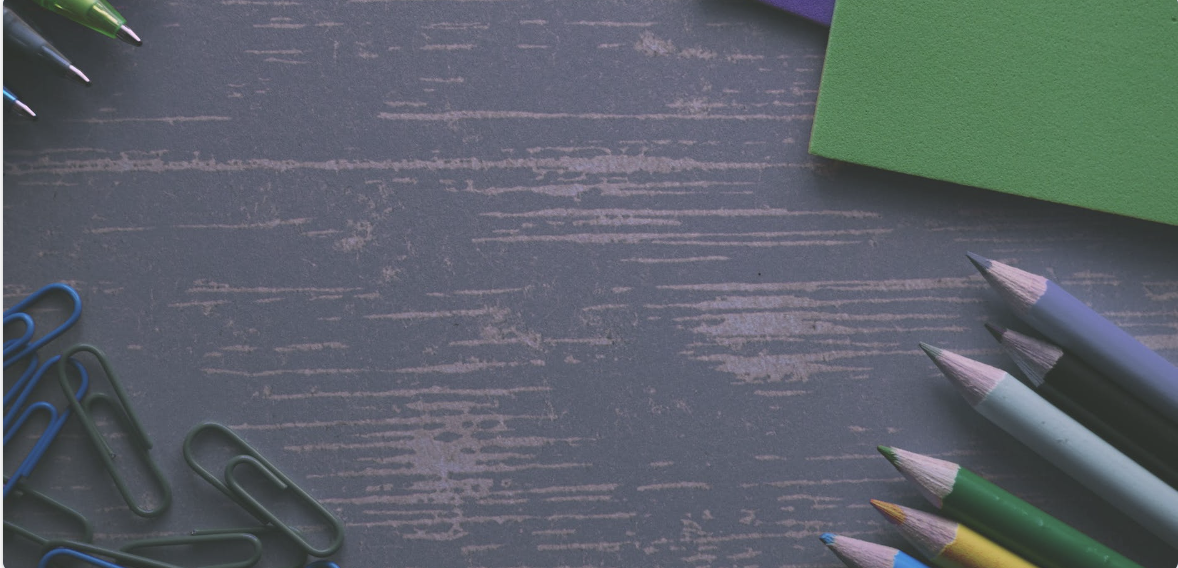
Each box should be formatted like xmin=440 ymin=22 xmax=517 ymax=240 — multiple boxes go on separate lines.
xmin=12 ymin=100 xmax=37 ymax=120
xmin=965 ymin=251 xmax=992 ymax=273
xmin=68 ymin=65 xmax=92 ymax=86
xmin=819 ymin=533 xmax=835 ymax=545
xmin=876 ymin=445 xmax=897 ymax=462
xmin=984 ymin=322 xmax=1006 ymax=341
xmin=116 ymin=25 xmax=143 ymax=46
xmin=918 ymin=342 xmax=942 ymax=359
xmin=870 ymin=500 xmax=905 ymax=525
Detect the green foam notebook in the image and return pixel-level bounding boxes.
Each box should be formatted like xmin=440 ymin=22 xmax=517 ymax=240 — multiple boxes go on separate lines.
xmin=810 ymin=0 xmax=1178 ymax=226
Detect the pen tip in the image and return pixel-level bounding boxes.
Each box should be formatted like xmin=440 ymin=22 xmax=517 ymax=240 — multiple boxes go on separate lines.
xmin=68 ymin=65 xmax=92 ymax=86
xmin=13 ymin=100 xmax=38 ymax=120
xmin=116 ymin=25 xmax=143 ymax=47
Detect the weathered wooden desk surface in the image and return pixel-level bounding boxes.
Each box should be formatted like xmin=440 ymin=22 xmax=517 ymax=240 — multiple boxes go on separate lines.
xmin=4 ymin=1 xmax=1177 ymax=566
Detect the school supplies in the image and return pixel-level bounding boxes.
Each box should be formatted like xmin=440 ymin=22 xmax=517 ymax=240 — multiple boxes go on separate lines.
xmin=4 ymin=284 xmax=346 ymax=564
xmin=184 ymin=422 xmax=346 ymax=558
xmin=3 ymin=85 xmax=37 ymax=119
xmin=870 ymin=500 xmax=1035 ymax=568
xmin=5 ymin=313 xmax=37 ymax=358
xmin=820 ymin=533 xmax=929 ymax=568
xmin=987 ymin=323 xmax=1178 ymax=487
xmin=40 ymin=541 xmax=181 ymax=568
xmin=879 ymin=446 xmax=1144 ymax=568
xmin=191 ymin=526 xmax=309 ymax=568
xmin=921 ymin=343 xmax=1178 ymax=547
xmin=24 ymin=0 xmax=140 ymax=45
xmin=3 ymin=355 xmax=90 ymax=496
xmin=39 ymin=548 xmax=130 ymax=568
xmin=968 ymin=253 xmax=1178 ymax=420
xmin=119 ymin=534 xmax=264 ymax=568
xmin=809 ymin=0 xmax=1178 ymax=225
xmin=57 ymin=344 xmax=172 ymax=517
xmin=4 ymin=7 xmax=90 ymax=85
xmin=3 ymin=283 xmax=83 ymax=367
xmin=5 ymin=478 xmax=94 ymax=546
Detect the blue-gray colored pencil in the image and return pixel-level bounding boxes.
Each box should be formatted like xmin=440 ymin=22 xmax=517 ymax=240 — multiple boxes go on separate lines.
xmin=967 ymin=253 xmax=1178 ymax=421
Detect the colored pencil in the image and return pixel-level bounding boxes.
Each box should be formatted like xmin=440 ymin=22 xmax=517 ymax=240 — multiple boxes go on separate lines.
xmin=921 ymin=343 xmax=1178 ymax=547
xmin=820 ymin=533 xmax=929 ymax=568
xmin=987 ymin=323 xmax=1178 ymax=488
xmin=967 ymin=253 xmax=1178 ymax=421
xmin=870 ymin=500 xmax=1036 ymax=568
xmin=879 ymin=446 xmax=1144 ymax=568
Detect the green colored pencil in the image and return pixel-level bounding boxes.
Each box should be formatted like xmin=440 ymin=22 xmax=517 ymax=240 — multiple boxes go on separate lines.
xmin=879 ymin=446 xmax=1143 ymax=568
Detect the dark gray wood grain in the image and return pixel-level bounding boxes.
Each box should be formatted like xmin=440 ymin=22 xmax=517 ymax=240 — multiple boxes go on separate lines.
xmin=4 ymin=1 xmax=1178 ymax=566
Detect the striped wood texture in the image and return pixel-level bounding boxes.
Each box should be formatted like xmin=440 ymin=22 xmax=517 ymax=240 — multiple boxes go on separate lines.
xmin=4 ymin=1 xmax=1177 ymax=566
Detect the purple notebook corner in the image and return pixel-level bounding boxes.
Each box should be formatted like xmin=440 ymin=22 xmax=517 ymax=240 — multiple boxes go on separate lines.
xmin=757 ymin=0 xmax=833 ymax=26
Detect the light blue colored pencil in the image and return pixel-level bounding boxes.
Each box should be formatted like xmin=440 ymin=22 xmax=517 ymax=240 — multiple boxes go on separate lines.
xmin=821 ymin=533 xmax=929 ymax=568
xmin=967 ymin=253 xmax=1178 ymax=421
xmin=921 ymin=343 xmax=1178 ymax=548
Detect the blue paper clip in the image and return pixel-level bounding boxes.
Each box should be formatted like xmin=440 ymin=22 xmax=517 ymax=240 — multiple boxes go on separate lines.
xmin=39 ymin=548 xmax=128 ymax=568
xmin=3 ymin=401 xmax=58 ymax=497
xmin=4 ymin=353 xmax=40 ymax=410
xmin=3 ymin=283 xmax=82 ymax=367
xmin=306 ymin=562 xmax=341 ymax=568
xmin=4 ymin=312 xmax=35 ymax=358
xmin=5 ymin=355 xmax=88 ymax=430
xmin=2 ymin=359 xmax=88 ymax=497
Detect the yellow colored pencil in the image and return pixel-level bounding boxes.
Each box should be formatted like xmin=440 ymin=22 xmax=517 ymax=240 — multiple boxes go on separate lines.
xmin=871 ymin=500 xmax=1036 ymax=568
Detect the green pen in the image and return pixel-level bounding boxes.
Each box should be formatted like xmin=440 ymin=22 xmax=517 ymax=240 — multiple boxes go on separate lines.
xmin=26 ymin=0 xmax=142 ymax=46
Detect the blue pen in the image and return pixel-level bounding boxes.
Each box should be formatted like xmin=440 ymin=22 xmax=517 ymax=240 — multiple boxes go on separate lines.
xmin=3 ymin=85 xmax=37 ymax=119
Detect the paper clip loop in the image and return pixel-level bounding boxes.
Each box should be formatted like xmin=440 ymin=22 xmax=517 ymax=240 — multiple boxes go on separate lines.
xmin=57 ymin=344 xmax=172 ymax=517
xmin=4 ymin=479 xmax=94 ymax=546
xmin=305 ymin=562 xmax=341 ymax=568
xmin=40 ymin=540 xmax=182 ymax=568
xmin=184 ymin=422 xmax=345 ymax=557
xmin=4 ymin=283 xmax=82 ymax=367
xmin=5 ymin=312 xmax=35 ymax=358
xmin=3 ymin=401 xmax=58 ymax=497
xmin=119 ymin=533 xmax=263 ymax=568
